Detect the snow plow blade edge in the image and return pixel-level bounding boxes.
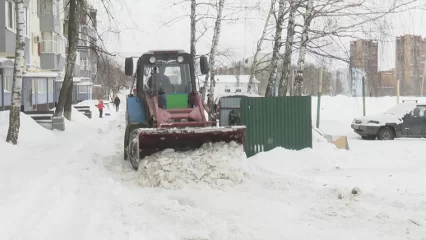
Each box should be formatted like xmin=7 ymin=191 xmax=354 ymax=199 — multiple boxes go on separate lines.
xmin=137 ymin=126 xmax=246 ymax=157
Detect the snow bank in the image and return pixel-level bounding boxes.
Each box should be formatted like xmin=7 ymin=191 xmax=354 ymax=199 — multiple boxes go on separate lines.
xmin=0 ymin=111 xmax=55 ymax=146
xmin=136 ymin=141 xmax=248 ymax=190
xmin=70 ymin=107 xmax=91 ymax=125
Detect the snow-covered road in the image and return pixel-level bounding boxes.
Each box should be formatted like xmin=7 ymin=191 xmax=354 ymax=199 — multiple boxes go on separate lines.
xmin=1 ymin=95 xmax=426 ymax=239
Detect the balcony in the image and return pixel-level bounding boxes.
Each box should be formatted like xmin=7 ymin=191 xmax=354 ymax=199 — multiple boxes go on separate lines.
xmin=40 ymin=36 xmax=67 ymax=71
xmin=39 ymin=0 xmax=61 ymax=34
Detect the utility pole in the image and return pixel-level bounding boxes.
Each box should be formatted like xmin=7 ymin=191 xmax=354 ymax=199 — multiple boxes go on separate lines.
xmin=397 ymin=79 xmax=400 ymax=104
xmin=316 ymin=67 xmax=323 ymax=128
xmin=362 ymin=77 xmax=366 ymax=116
xmin=421 ymin=61 xmax=426 ymax=96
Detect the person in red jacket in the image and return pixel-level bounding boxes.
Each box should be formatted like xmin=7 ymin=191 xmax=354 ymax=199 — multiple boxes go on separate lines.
xmin=97 ymin=99 xmax=104 ymax=118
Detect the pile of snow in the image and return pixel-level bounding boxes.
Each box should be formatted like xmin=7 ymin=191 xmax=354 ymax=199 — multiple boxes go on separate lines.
xmin=0 ymin=111 xmax=55 ymax=146
xmin=136 ymin=141 xmax=248 ymax=190
xmin=70 ymin=107 xmax=92 ymax=124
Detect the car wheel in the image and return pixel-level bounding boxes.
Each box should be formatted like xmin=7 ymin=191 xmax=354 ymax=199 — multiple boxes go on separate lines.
xmin=362 ymin=135 xmax=376 ymax=140
xmin=377 ymin=127 xmax=395 ymax=140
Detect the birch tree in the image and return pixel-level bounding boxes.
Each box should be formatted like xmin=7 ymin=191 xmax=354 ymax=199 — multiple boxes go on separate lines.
xmin=55 ymin=0 xmax=82 ymax=120
xmin=203 ymin=0 xmax=225 ymax=110
xmin=264 ymin=0 xmax=286 ymax=97
xmin=247 ymin=0 xmax=276 ymax=94
xmin=293 ymin=0 xmax=313 ymax=96
xmin=277 ymin=0 xmax=298 ymax=96
xmin=6 ymin=0 xmax=25 ymax=145
xmin=190 ymin=0 xmax=197 ymax=67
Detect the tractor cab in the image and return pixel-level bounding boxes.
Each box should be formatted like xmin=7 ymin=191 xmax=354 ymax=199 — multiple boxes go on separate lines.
xmin=126 ymin=50 xmax=208 ymax=110
xmin=124 ymin=50 xmax=211 ymax=128
xmin=141 ymin=51 xmax=194 ymax=109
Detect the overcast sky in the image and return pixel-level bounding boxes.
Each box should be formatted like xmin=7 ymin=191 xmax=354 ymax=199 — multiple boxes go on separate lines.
xmin=92 ymin=0 xmax=426 ymax=72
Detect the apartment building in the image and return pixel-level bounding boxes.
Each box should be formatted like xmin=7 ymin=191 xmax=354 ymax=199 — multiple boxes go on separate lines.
xmin=349 ymin=39 xmax=379 ymax=96
xmin=61 ymin=0 xmax=98 ymax=103
xmin=378 ymin=68 xmax=397 ymax=96
xmin=395 ymin=34 xmax=426 ymax=96
xmin=1 ymin=0 xmax=101 ymax=111
xmin=0 ymin=0 xmax=67 ymax=111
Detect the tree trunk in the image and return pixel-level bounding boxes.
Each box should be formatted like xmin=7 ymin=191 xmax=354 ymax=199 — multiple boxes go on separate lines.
xmin=203 ymin=0 xmax=225 ymax=110
xmin=64 ymin=84 xmax=73 ymax=119
xmin=264 ymin=0 xmax=286 ymax=97
xmin=6 ymin=0 xmax=25 ymax=145
xmin=293 ymin=0 xmax=314 ymax=96
xmin=277 ymin=0 xmax=297 ymax=96
xmin=247 ymin=0 xmax=275 ymax=94
xmin=54 ymin=0 xmax=81 ymax=120
xmin=190 ymin=0 xmax=197 ymax=73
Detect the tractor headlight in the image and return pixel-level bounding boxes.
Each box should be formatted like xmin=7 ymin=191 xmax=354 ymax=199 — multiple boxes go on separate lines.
xmin=177 ymin=56 xmax=184 ymax=63
xmin=149 ymin=57 xmax=156 ymax=63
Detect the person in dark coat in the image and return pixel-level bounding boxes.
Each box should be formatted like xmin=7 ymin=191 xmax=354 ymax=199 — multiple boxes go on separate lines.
xmin=114 ymin=95 xmax=121 ymax=112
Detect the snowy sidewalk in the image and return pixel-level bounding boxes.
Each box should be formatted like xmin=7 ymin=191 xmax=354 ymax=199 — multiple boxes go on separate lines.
xmin=1 ymin=95 xmax=426 ymax=239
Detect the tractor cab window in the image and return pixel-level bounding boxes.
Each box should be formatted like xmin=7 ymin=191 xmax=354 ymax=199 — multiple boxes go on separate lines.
xmin=143 ymin=63 xmax=191 ymax=94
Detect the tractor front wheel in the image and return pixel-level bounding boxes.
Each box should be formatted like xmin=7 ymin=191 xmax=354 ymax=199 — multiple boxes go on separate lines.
xmin=128 ymin=129 xmax=140 ymax=171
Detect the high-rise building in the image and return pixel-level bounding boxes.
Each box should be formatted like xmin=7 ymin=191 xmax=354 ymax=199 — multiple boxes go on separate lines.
xmin=378 ymin=68 xmax=396 ymax=96
xmin=395 ymin=34 xmax=426 ymax=96
xmin=349 ymin=39 xmax=379 ymax=96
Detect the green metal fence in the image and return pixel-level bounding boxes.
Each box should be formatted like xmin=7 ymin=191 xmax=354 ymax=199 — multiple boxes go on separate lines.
xmin=240 ymin=96 xmax=312 ymax=158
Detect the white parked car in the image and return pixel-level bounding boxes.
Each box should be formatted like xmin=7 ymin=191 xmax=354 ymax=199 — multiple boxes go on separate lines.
xmin=351 ymin=101 xmax=426 ymax=140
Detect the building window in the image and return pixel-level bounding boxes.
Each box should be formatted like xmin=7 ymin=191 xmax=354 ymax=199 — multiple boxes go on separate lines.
xmin=6 ymin=2 xmax=30 ymax=34
xmin=32 ymin=80 xmax=36 ymax=94
xmin=78 ymin=86 xmax=88 ymax=94
xmin=55 ymin=35 xmax=66 ymax=56
xmin=3 ymin=69 xmax=11 ymax=92
xmin=81 ymin=59 xmax=90 ymax=70
xmin=40 ymin=0 xmax=52 ymax=15
xmin=41 ymin=32 xmax=66 ymax=55
xmin=38 ymin=79 xmax=46 ymax=94
xmin=5 ymin=0 xmax=15 ymax=30
xmin=41 ymin=32 xmax=56 ymax=53
xmin=49 ymin=79 xmax=54 ymax=93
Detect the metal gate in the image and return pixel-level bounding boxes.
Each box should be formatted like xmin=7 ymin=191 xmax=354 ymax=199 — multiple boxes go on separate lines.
xmin=240 ymin=96 xmax=312 ymax=157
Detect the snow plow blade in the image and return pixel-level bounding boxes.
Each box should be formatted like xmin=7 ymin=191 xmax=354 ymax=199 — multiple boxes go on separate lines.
xmin=137 ymin=126 xmax=246 ymax=157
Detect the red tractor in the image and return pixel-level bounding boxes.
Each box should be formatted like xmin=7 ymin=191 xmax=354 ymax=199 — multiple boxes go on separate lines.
xmin=123 ymin=50 xmax=246 ymax=170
